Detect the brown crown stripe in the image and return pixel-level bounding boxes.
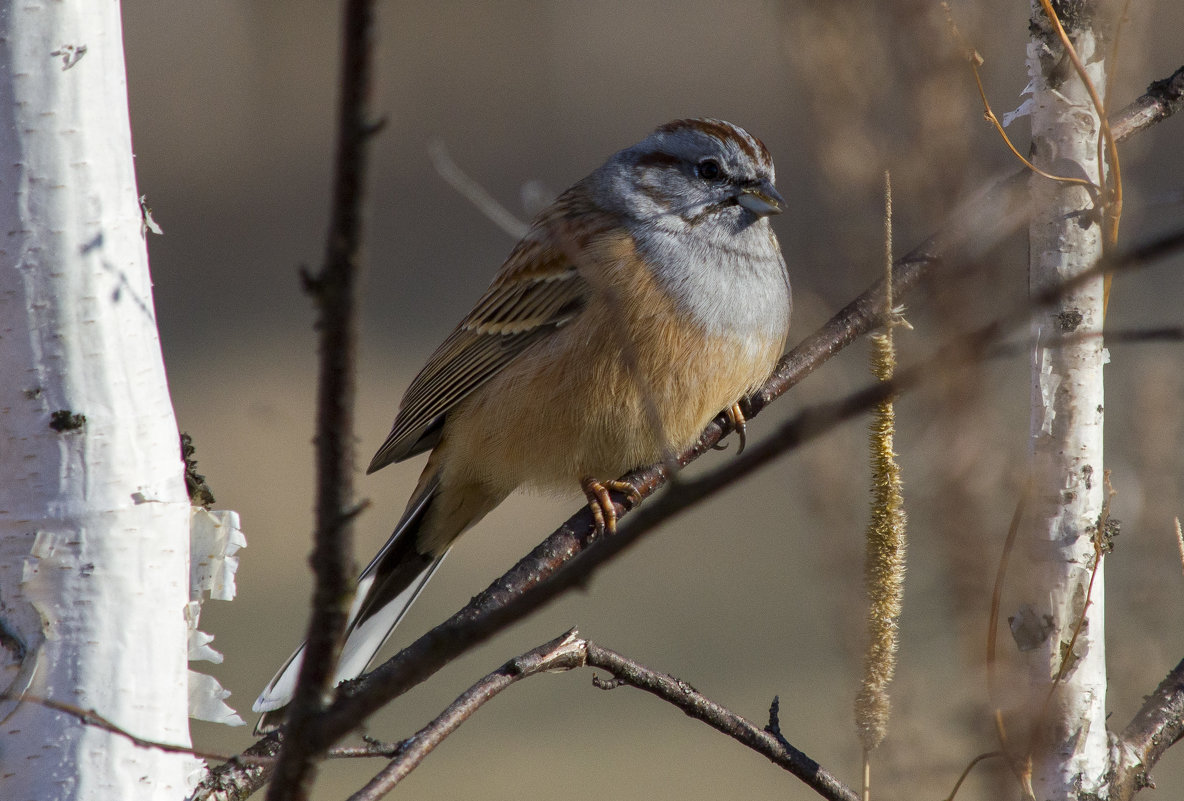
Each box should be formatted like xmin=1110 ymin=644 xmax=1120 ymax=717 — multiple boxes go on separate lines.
xmin=655 ymin=118 xmax=766 ymax=165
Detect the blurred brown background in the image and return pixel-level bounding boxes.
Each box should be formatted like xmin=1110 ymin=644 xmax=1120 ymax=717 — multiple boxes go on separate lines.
xmin=121 ymin=1 xmax=1184 ymax=798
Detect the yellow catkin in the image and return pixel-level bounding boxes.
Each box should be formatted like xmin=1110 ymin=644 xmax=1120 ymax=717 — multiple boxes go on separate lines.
xmin=855 ymin=331 xmax=908 ymax=752
xmin=856 ymin=171 xmax=908 ymax=760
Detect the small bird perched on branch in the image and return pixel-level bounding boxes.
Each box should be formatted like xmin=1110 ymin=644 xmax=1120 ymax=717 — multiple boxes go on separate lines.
xmin=254 ymin=118 xmax=792 ymax=733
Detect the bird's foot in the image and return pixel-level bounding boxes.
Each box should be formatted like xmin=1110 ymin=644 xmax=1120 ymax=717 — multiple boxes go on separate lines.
xmin=580 ymin=477 xmax=642 ymax=534
xmin=725 ymin=401 xmax=747 ymax=454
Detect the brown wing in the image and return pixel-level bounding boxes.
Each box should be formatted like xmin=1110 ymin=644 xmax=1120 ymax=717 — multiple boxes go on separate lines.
xmin=367 ymin=213 xmax=599 ymax=474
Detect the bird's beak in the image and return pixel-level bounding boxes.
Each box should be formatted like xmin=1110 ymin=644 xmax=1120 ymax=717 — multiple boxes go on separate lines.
xmin=736 ymin=181 xmax=786 ymax=217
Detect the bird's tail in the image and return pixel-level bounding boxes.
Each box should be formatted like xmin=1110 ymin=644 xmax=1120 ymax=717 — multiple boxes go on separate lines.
xmin=253 ymin=471 xmax=459 ymax=735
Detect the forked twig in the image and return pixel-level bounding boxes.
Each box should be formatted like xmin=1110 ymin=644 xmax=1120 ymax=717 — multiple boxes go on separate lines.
xmin=346 ymin=632 xmax=856 ymax=801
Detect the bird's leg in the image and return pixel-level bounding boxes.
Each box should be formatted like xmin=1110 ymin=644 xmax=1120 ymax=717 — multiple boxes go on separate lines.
xmin=580 ymin=476 xmax=642 ymax=534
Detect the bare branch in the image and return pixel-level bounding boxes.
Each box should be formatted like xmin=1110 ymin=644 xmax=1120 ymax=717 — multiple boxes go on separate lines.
xmin=345 ymin=632 xmax=856 ymax=801
xmin=581 ymin=642 xmax=859 ymax=801
xmin=267 ymin=0 xmax=378 ymax=798
xmin=1109 ymin=65 xmax=1184 ymax=143
xmin=1112 ymin=657 xmax=1184 ymax=800
xmin=328 ymin=737 xmax=402 ymax=760
xmin=190 ymin=738 xmax=283 ymax=801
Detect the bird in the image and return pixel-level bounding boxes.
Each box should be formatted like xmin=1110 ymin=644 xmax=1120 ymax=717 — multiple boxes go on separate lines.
xmin=253 ymin=118 xmax=792 ymax=733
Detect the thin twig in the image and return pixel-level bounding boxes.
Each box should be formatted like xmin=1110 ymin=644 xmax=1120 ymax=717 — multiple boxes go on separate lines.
xmin=0 ymin=693 xmax=248 ymax=764
xmin=267 ymin=0 xmax=379 ymax=799
xmin=347 ymin=630 xmax=587 ymax=800
xmin=428 ymin=140 xmax=531 ymax=239
xmin=1036 ymin=0 xmax=1122 ymax=253
xmin=986 ymin=487 xmax=1031 ymax=795
xmin=327 ymin=742 xmax=402 ymax=760
xmin=583 ymin=641 xmax=859 ymax=801
xmin=942 ymin=751 xmax=1004 ymax=801
xmin=347 ymin=632 xmax=856 ymax=801
xmin=943 ymin=4 xmax=1096 ymax=192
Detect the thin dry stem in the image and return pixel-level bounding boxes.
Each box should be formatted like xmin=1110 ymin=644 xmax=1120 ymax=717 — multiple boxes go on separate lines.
xmin=346 ymin=630 xmax=587 ymax=800
xmin=942 ymin=3 xmax=1096 ymax=192
xmin=428 ymin=141 xmax=530 ymax=240
xmin=987 ymin=488 xmax=1034 ymax=798
xmin=1036 ymin=0 xmax=1122 ymax=248
xmin=267 ymin=0 xmax=376 ymax=797
xmin=1035 ymin=0 xmax=1124 ymax=320
xmin=942 ymin=751 xmax=1005 ymax=801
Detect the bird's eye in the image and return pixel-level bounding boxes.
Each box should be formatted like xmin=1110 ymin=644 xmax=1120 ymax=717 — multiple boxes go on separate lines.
xmin=697 ymin=159 xmax=724 ymax=181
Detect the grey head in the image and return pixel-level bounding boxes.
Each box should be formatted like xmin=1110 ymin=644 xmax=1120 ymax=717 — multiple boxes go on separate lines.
xmin=594 ymin=117 xmax=786 ymax=236
xmin=590 ymin=118 xmax=791 ymax=337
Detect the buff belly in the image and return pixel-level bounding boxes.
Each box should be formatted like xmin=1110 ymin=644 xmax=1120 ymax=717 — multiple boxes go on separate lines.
xmin=438 ymin=304 xmax=781 ymax=496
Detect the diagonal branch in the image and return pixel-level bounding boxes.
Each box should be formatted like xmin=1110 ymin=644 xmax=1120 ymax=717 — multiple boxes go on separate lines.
xmin=293 ymin=224 xmax=1184 ymax=785
xmin=345 ymin=631 xmax=588 ymax=801
xmin=581 ymin=641 xmax=859 ymax=801
xmin=0 ymin=693 xmax=243 ymax=764
xmin=1112 ymin=657 xmax=1184 ymax=800
xmin=1109 ymin=65 xmax=1184 ymax=142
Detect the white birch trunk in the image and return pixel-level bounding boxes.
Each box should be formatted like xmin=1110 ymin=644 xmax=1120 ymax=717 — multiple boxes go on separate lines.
xmin=1020 ymin=4 xmax=1109 ymax=798
xmin=0 ymin=1 xmax=198 ymax=798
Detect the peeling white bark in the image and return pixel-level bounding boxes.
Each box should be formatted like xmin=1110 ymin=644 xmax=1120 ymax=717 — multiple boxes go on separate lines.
xmin=1021 ymin=6 xmax=1109 ymax=798
xmin=0 ymin=1 xmax=199 ymax=798
xmin=188 ymin=508 xmax=246 ymax=727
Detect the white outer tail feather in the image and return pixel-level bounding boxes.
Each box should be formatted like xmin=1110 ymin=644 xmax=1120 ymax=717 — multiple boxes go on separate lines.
xmin=252 ymin=548 xmax=449 ymax=716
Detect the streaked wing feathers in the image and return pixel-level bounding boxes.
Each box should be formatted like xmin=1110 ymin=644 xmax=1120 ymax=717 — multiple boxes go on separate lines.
xmin=368 ymin=240 xmax=590 ymax=472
